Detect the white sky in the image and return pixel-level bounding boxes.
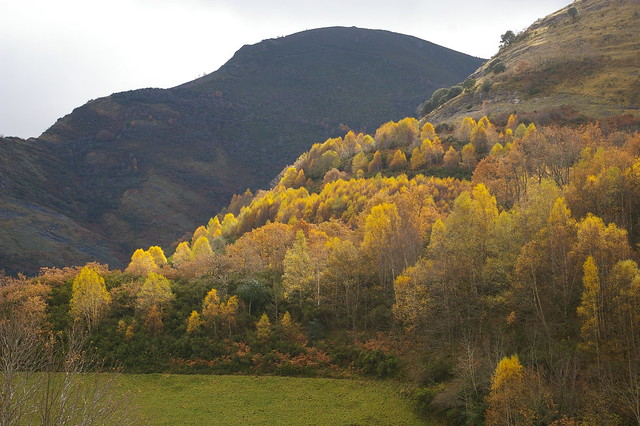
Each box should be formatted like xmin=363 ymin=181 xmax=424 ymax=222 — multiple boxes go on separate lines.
xmin=0 ymin=0 xmax=571 ymax=139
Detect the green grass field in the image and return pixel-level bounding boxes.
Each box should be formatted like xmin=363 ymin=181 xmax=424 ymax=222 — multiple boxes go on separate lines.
xmin=117 ymin=374 xmax=427 ymax=425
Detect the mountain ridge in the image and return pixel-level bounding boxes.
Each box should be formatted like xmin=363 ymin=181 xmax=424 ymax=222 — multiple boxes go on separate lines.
xmin=422 ymin=0 xmax=640 ymax=127
xmin=0 ymin=26 xmax=483 ymax=274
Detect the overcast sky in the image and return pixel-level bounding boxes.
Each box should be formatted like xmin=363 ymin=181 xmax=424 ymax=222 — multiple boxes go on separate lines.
xmin=0 ymin=0 xmax=571 ymax=139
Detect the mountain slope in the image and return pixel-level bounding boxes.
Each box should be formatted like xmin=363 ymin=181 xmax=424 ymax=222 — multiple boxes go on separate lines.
xmin=423 ymin=0 xmax=640 ymax=125
xmin=0 ymin=27 xmax=483 ymax=274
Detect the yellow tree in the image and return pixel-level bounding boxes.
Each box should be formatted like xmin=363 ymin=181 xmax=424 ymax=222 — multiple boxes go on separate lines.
xmin=172 ymin=241 xmax=192 ymax=267
xmin=392 ymin=260 xmax=430 ymax=334
xmin=279 ymin=167 xmax=299 ymax=187
xmin=255 ymin=313 xmax=272 ymax=341
xmin=388 ymin=149 xmax=407 ymax=170
xmin=282 ymin=230 xmax=314 ymax=303
xmin=443 ymin=146 xmax=460 ymax=168
xmin=147 ymin=246 xmax=167 ymax=267
xmin=191 ymin=235 xmax=214 ymax=261
xmin=221 ymin=213 xmax=238 ymax=237
xmin=421 ymin=185 xmax=500 ymax=341
xmin=135 ymin=272 xmax=175 ymax=318
xmin=361 ymin=202 xmax=406 ymax=297
xmin=471 ymin=120 xmax=490 ymax=155
xmin=207 ymin=216 xmax=222 ymax=238
xmin=420 ymin=122 xmax=436 ymax=141
xmin=221 ymin=296 xmax=239 ymax=337
xmin=191 ymin=225 xmax=208 ymax=245
xmin=186 ymin=310 xmax=203 ymax=335
xmin=456 ymin=117 xmax=476 ymax=141
xmin=485 ymin=355 xmax=556 ymax=425
xmin=351 ymin=152 xmax=369 ymax=174
xmin=70 ymin=265 xmax=111 ymax=331
xmin=125 ymin=248 xmax=157 ymax=276
xmin=609 ymin=260 xmax=640 ymax=423
xmin=293 ymin=169 xmax=307 ymax=188
xmin=410 ymin=146 xmax=427 ymax=170
xmin=202 ymin=288 xmax=223 ymax=337
xmin=461 ymin=143 xmax=477 ymax=170
xmin=512 ymin=197 xmax=578 ymax=343
xmin=577 ymin=256 xmax=601 ymax=358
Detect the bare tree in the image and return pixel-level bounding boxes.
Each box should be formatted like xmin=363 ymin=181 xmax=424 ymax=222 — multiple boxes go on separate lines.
xmin=0 ymin=278 xmax=136 ymax=426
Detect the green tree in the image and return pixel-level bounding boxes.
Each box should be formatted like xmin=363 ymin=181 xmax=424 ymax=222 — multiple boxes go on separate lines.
xmin=500 ymin=30 xmax=516 ymax=49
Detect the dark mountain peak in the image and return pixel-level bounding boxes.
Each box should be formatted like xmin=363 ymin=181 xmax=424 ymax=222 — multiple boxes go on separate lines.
xmin=184 ymin=26 xmax=483 ymax=91
xmin=1 ymin=27 xmax=484 ymax=274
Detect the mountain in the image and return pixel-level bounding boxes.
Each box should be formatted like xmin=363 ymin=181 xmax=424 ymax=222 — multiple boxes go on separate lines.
xmin=0 ymin=27 xmax=484 ymax=274
xmin=422 ymin=0 xmax=640 ymax=126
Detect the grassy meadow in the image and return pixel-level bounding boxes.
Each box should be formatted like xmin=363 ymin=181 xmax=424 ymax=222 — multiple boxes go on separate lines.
xmin=117 ymin=374 xmax=427 ymax=425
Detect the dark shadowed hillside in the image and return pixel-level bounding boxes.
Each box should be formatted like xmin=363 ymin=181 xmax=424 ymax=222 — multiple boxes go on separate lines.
xmin=0 ymin=27 xmax=483 ymax=273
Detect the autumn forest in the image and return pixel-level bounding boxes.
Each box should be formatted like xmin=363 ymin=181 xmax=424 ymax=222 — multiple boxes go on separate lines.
xmin=4 ymin=112 xmax=640 ymax=424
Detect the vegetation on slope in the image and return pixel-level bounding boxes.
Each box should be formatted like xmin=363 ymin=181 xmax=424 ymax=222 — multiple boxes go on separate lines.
xmin=0 ymin=27 xmax=483 ymax=274
xmin=422 ymin=0 xmax=640 ymax=127
xmin=5 ymin=112 xmax=640 ymax=423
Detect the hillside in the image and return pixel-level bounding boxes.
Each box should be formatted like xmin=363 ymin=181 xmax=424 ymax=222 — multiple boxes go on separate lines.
xmin=422 ymin=0 xmax=640 ymax=126
xmin=0 ymin=27 xmax=483 ymax=274
xmin=5 ymin=3 xmax=640 ymax=424
xmin=13 ymin=112 xmax=640 ymax=424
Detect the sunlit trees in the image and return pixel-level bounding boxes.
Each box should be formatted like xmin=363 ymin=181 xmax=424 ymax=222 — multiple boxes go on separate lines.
xmin=282 ymin=230 xmax=314 ymax=305
xmin=125 ymin=249 xmax=157 ymax=276
xmin=389 ymin=149 xmax=408 ymax=170
xmin=485 ymin=355 xmax=556 ymax=425
xmin=255 ymin=313 xmax=272 ymax=341
xmin=70 ymin=265 xmax=111 ymax=331
xmin=200 ymin=289 xmax=239 ymax=338
xmin=172 ymin=241 xmax=192 ymax=267
xmin=351 ymin=152 xmax=368 ymax=174
xmin=186 ymin=310 xmax=203 ymax=335
xmin=147 ymin=246 xmax=168 ymax=267
xmin=136 ymin=272 xmax=173 ymax=311
xmin=361 ymin=202 xmax=404 ymax=296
